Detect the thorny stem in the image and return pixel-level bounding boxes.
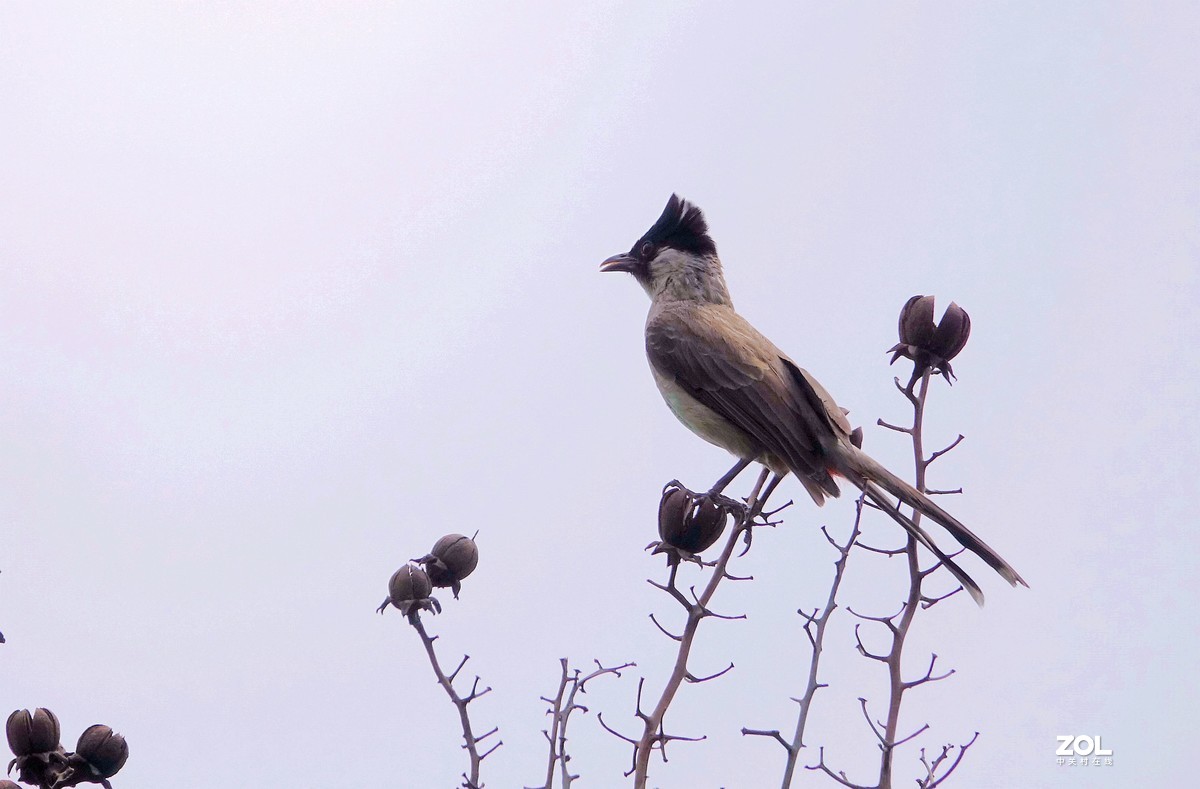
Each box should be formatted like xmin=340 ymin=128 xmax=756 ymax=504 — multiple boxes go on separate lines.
xmin=875 ymin=367 xmax=969 ymax=788
xmin=810 ymin=365 xmax=978 ymax=787
xmin=775 ymin=497 xmax=864 ymax=787
xmin=536 ymin=659 xmax=634 ymax=789
xmin=410 ymin=612 xmax=500 ymax=789
xmin=632 ymin=467 xmax=775 ymax=789
xmin=541 ymin=660 xmax=572 ymax=789
xmin=871 ymin=369 xmax=931 ymax=787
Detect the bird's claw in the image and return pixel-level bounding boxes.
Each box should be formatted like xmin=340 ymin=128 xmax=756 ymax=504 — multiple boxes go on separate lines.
xmin=703 ymin=491 xmax=747 ymax=521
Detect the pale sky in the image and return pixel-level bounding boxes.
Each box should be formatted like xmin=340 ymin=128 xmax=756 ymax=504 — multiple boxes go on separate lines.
xmin=1 ymin=3 xmax=1196 ymax=788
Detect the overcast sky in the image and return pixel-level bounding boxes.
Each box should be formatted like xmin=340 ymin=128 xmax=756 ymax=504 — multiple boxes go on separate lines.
xmin=1 ymin=3 xmax=1196 ymax=788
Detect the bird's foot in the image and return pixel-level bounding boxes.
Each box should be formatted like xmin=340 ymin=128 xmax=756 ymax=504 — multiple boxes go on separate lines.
xmin=703 ymin=490 xmax=747 ymax=521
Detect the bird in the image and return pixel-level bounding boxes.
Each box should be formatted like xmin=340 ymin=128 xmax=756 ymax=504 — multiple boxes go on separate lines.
xmin=600 ymin=194 xmax=1027 ymax=605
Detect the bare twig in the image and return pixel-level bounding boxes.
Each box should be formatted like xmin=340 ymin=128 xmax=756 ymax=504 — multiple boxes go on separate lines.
xmin=631 ymin=467 xmax=777 ymax=789
xmin=806 ymin=746 xmax=877 ymax=789
xmin=535 ymin=658 xmax=635 ymax=788
xmin=927 ymin=435 xmax=964 ymax=464
xmin=813 ymin=365 xmax=976 ymax=787
xmin=770 ymin=495 xmax=863 ymax=787
xmin=537 ymin=660 xmax=572 ymax=789
xmin=919 ymin=731 xmax=979 ymax=788
xmin=685 ymin=662 xmax=735 ymax=683
xmin=874 ymin=370 xmax=972 ymax=788
xmin=875 ymin=370 xmax=936 ymax=788
xmin=876 ymin=418 xmax=911 ymax=435
xmin=409 ymin=612 xmax=499 ymax=789
xmin=742 ymin=727 xmax=790 ymax=750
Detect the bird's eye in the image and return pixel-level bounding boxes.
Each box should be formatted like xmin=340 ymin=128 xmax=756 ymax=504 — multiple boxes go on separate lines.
xmin=639 ymin=241 xmax=654 ymax=259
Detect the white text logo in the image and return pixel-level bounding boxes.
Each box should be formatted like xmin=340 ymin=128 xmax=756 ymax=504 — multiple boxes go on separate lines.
xmin=1056 ymin=735 xmax=1113 ymax=767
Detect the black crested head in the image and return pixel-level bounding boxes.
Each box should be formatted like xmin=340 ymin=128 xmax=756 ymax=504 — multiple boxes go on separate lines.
xmin=631 ymin=194 xmax=717 ymax=259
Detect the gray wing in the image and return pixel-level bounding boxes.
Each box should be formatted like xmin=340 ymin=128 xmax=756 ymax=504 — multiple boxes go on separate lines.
xmin=645 ymin=303 xmax=844 ymax=497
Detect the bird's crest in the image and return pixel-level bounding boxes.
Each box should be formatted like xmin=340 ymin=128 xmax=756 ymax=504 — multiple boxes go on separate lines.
xmin=635 ymin=194 xmax=717 ymax=257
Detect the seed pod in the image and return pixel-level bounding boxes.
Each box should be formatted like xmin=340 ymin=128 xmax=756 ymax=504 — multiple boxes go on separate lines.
xmin=897 ymin=294 xmax=936 ymax=350
xmin=423 ymin=534 xmax=479 ymax=587
xmin=75 ymin=724 xmax=128 ymax=778
xmin=388 ymin=564 xmax=433 ymax=604
xmin=888 ymin=295 xmax=971 ymax=381
xmin=929 ymin=301 xmax=970 ymax=362
xmin=658 ymin=486 xmax=728 ymax=554
xmin=687 ymin=497 xmax=728 ymax=553
xmin=6 ymin=708 xmax=60 ymax=757
xmin=657 ymin=487 xmax=691 ymax=545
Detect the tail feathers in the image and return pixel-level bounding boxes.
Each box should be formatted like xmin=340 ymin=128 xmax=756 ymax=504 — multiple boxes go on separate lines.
xmin=860 ymin=483 xmax=985 ymax=606
xmin=796 ymin=474 xmax=831 ymax=507
xmin=841 ymin=445 xmax=1028 ymax=590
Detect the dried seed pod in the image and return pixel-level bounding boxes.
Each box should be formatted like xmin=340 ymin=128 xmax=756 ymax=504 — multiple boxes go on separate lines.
xmin=658 ymin=486 xmax=728 ymax=554
xmin=75 ymin=724 xmax=129 ymax=778
xmin=888 ymin=295 xmax=971 ymax=381
xmin=688 ymin=497 xmax=728 ymax=553
xmin=657 ymin=487 xmax=691 ymax=545
xmin=6 ymin=708 xmax=60 ymax=757
xmin=388 ymin=564 xmax=433 ymax=604
xmin=929 ymin=301 xmax=970 ymax=362
xmin=897 ymin=294 xmax=936 ymax=350
xmin=423 ymin=534 xmax=479 ymax=587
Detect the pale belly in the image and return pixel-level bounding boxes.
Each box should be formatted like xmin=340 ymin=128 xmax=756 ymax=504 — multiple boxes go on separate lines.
xmin=652 ymin=368 xmax=761 ymax=460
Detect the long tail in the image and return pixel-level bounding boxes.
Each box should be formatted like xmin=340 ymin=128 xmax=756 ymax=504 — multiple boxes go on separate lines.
xmin=835 ymin=444 xmax=1028 ymax=602
xmin=858 ymin=482 xmax=987 ymax=606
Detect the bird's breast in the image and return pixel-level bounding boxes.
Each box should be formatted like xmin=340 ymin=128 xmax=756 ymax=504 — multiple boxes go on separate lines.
xmin=651 ymin=367 xmax=761 ymax=461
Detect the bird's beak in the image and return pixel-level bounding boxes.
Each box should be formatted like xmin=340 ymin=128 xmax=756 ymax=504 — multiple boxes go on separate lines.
xmin=600 ymin=253 xmax=638 ymax=273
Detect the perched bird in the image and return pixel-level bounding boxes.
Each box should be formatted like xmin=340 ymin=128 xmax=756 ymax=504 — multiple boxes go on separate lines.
xmin=600 ymin=194 xmax=1026 ymax=605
